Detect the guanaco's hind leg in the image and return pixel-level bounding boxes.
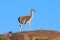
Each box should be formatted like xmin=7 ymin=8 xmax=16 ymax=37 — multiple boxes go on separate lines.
xmin=19 ymin=24 xmax=22 ymax=32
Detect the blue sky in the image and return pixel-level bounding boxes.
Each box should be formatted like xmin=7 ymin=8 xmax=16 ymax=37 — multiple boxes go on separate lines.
xmin=0 ymin=0 xmax=60 ymax=34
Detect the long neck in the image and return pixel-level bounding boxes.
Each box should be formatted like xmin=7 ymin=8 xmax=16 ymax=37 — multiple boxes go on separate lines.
xmin=30 ymin=11 xmax=34 ymax=17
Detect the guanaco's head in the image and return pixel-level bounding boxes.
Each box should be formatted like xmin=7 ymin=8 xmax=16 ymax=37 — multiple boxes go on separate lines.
xmin=30 ymin=9 xmax=35 ymax=16
xmin=31 ymin=9 xmax=35 ymax=12
xmin=31 ymin=9 xmax=35 ymax=14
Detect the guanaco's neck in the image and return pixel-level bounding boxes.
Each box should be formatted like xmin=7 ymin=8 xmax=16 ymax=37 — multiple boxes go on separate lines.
xmin=30 ymin=10 xmax=34 ymax=18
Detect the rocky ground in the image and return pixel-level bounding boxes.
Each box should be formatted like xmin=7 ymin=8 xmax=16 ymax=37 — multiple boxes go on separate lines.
xmin=0 ymin=30 xmax=60 ymax=40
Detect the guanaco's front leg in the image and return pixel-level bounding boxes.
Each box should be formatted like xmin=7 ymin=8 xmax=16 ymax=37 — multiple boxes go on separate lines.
xmin=27 ymin=23 xmax=31 ymax=31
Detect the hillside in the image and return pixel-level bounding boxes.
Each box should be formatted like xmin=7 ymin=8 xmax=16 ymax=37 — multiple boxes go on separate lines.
xmin=0 ymin=30 xmax=60 ymax=40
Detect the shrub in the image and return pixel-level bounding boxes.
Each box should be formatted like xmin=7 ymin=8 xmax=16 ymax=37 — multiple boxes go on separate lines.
xmin=34 ymin=38 xmax=40 ymax=40
xmin=32 ymin=37 xmax=41 ymax=40
xmin=0 ymin=37 xmax=6 ymax=40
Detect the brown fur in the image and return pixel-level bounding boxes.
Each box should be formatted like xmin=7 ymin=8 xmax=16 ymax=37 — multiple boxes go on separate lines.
xmin=19 ymin=16 xmax=32 ymax=24
xmin=18 ymin=9 xmax=35 ymax=25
